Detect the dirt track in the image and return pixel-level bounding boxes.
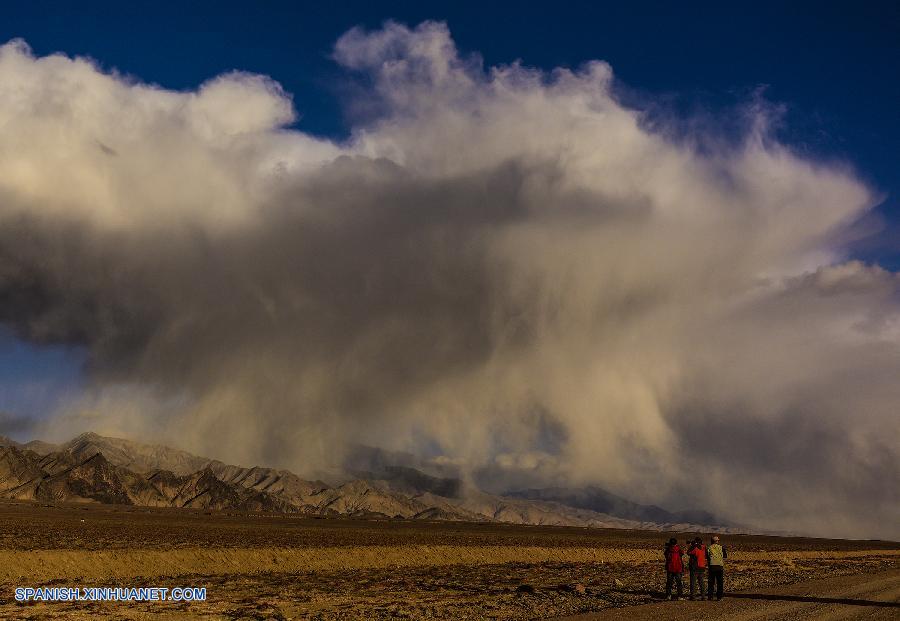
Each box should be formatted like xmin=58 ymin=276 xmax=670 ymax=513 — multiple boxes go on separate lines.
xmin=557 ymin=567 xmax=900 ymax=620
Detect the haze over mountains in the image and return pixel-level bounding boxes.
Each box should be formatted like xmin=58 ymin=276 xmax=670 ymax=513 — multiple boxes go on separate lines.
xmin=0 ymin=432 xmax=736 ymax=532
xmin=0 ymin=22 xmax=897 ymax=539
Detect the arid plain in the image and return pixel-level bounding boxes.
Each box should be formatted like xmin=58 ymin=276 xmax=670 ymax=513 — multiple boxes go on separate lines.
xmin=1 ymin=500 xmax=897 ymax=620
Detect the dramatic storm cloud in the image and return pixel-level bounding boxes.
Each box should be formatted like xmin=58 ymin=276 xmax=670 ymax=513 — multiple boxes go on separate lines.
xmin=0 ymin=22 xmax=897 ymax=538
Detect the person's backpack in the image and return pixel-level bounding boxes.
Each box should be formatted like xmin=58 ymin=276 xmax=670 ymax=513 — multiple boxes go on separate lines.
xmin=665 ymin=545 xmax=683 ymax=572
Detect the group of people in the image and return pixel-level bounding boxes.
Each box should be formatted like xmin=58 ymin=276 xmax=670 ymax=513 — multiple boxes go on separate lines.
xmin=663 ymin=535 xmax=727 ymax=601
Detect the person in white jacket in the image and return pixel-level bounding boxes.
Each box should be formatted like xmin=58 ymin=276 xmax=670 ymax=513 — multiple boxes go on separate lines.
xmin=706 ymin=535 xmax=727 ymax=600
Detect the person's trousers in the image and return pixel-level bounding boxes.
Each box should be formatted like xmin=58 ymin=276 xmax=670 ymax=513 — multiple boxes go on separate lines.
xmin=665 ymin=571 xmax=683 ymax=598
xmin=689 ymin=568 xmax=706 ymax=598
xmin=708 ymin=566 xmax=724 ymax=599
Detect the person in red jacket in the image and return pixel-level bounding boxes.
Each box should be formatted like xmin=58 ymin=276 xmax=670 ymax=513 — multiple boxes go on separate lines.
xmin=687 ymin=537 xmax=708 ymax=600
xmin=663 ymin=537 xmax=684 ymax=600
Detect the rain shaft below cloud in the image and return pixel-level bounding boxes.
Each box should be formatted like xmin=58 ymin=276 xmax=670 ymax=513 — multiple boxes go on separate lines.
xmin=0 ymin=22 xmax=897 ymax=538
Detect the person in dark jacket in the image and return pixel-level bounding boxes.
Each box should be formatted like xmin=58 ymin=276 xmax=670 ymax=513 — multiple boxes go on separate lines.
xmin=663 ymin=537 xmax=684 ymax=600
xmin=687 ymin=537 xmax=707 ymax=600
xmin=706 ymin=535 xmax=727 ymax=600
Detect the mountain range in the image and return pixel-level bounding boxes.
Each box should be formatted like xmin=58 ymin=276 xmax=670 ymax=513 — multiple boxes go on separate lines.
xmin=0 ymin=432 xmax=734 ymax=531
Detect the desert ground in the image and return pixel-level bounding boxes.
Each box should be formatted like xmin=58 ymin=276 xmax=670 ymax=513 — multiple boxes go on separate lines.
xmin=0 ymin=500 xmax=897 ymax=620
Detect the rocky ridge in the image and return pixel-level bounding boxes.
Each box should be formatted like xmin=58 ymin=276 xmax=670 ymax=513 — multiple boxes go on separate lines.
xmin=0 ymin=432 xmax=737 ymax=531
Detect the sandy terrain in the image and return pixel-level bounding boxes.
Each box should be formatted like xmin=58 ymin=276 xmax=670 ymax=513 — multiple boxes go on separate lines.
xmin=0 ymin=500 xmax=897 ymax=619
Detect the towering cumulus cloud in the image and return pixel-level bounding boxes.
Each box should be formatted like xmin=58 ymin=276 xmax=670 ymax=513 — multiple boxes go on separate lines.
xmin=0 ymin=22 xmax=897 ymax=538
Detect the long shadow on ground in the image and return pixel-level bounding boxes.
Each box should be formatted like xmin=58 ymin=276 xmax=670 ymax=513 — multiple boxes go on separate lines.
xmin=725 ymin=593 xmax=900 ymax=608
xmin=612 ymin=588 xmax=900 ymax=608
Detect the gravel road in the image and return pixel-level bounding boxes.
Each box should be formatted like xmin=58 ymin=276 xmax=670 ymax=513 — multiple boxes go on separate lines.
xmin=556 ymin=567 xmax=900 ymax=620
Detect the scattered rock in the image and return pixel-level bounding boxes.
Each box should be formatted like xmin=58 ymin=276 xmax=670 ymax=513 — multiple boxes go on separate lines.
xmin=613 ymin=578 xmax=625 ymax=589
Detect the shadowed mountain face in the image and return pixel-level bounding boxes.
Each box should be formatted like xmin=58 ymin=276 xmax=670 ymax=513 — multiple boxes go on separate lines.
xmin=506 ymin=486 xmax=722 ymax=526
xmin=0 ymin=432 xmax=734 ymax=531
xmin=347 ymin=466 xmax=462 ymax=499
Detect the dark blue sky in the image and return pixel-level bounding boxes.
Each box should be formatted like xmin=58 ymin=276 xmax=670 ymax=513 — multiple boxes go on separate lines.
xmin=1 ymin=1 xmax=898 ymax=423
